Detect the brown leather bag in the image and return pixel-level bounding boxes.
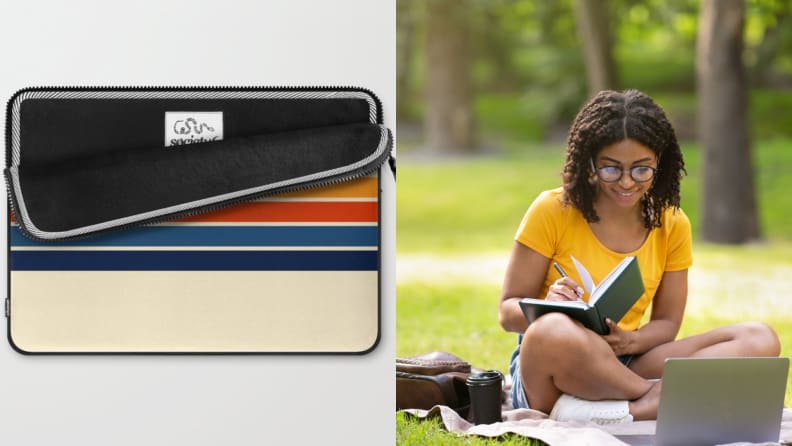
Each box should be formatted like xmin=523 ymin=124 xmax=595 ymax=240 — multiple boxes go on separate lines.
xmin=396 ymin=351 xmax=474 ymax=417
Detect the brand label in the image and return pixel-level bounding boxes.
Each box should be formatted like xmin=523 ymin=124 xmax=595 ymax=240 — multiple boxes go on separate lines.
xmin=165 ymin=111 xmax=224 ymax=147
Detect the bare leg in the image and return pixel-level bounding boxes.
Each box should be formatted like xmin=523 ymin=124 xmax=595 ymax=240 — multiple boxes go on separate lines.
xmin=628 ymin=322 xmax=781 ymax=379
xmin=519 ymin=313 xmax=653 ymax=414
xmin=628 ymin=380 xmax=662 ymax=420
xmin=519 ymin=318 xmax=779 ymax=421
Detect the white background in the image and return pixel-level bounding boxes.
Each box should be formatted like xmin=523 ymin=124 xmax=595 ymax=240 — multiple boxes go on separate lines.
xmin=0 ymin=1 xmax=395 ymax=444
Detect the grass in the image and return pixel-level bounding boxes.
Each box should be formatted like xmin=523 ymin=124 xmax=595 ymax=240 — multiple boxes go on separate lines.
xmin=396 ymin=253 xmax=792 ymax=403
xmin=397 ymin=249 xmax=792 ymax=445
xmin=396 ymin=139 xmax=792 ymax=444
xmin=396 ymin=146 xmax=564 ymax=254
xmin=397 ymin=139 xmax=792 ymax=254
xmin=397 ymin=280 xmax=513 ymax=370
xmin=397 ymin=412 xmax=547 ymax=446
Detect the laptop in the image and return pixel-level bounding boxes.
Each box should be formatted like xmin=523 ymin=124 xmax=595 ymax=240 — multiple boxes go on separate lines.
xmin=617 ymin=357 xmax=789 ymax=446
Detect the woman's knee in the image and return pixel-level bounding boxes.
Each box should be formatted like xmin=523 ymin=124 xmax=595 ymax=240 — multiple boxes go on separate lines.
xmin=522 ymin=313 xmax=589 ymax=355
xmin=735 ymin=321 xmax=781 ymax=356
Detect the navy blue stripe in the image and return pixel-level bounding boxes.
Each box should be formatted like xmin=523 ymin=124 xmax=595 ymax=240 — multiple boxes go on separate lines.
xmin=10 ymin=251 xmax=378 ymax=271
xmin=10 ymin=225 xmax=378 ymax=247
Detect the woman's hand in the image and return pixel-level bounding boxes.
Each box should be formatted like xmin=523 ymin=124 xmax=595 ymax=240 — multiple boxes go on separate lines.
xmin=602 ymin=318 xmax=638 ymax=355
xmin=545 ymin=277 xmax=585 ymax=302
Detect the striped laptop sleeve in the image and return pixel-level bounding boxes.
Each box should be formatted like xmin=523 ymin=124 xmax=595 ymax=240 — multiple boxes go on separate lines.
xmin=5 ymin=87 xmax=392 ymax=354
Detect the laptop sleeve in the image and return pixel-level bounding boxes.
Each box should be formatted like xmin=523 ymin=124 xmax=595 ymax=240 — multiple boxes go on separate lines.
xmin=5 ymin=86 xmax=393 ymax=354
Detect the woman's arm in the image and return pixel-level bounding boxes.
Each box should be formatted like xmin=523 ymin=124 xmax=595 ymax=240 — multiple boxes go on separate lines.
xmin=602 ymin=269 xmax=688 ymax=355
xmin=499 ymin=242 xmax=552 ymax=333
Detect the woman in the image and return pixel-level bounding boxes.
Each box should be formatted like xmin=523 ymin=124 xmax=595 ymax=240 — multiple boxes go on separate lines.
xmin=498 ymin=89 xmax=780 ymax=424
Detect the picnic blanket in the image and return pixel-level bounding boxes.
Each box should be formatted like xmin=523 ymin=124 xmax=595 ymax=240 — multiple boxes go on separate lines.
xmin=401 ymin=381 xmax=792 ymax=446
xmin=401 ymin=405 xmax=792 ymax=445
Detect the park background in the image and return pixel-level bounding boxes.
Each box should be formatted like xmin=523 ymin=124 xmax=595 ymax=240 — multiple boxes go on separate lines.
xmin=395 ymin=0 xmax=792 ymax=443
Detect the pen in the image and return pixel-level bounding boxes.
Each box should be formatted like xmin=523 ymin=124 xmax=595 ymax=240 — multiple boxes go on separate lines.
xmin=553 ymin=262 xmax=584 ymax=299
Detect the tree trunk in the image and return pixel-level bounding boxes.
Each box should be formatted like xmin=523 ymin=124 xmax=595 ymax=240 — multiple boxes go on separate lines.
xmin=572 ymin=0 xmax=619 ymax=97
xmin=425 ymin=0 xmax=475 ymax=153
xmin=697 ymin=0 xmax=760 ymax=243
xmin=397 ymin=0 xmax=415 ymax=121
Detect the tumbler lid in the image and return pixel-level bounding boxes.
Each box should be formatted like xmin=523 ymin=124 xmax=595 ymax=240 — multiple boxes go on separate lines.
xmin=466 ymin=370 xmax=503 ymax=386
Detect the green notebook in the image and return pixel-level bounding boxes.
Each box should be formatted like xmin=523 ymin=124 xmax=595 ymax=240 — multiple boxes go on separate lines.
xmin=519 ymin=256 xmax=644 ymax=335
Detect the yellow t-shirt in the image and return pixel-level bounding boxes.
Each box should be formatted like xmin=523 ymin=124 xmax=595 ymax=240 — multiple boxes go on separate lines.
xmin=515 ymin=187 xmax=692 ymax=331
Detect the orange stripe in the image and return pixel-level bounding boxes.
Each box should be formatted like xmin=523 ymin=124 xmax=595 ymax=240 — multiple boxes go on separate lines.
xmin=7 ymin=177 xmax=378 ymax=224
xmin=178 ymin=201 xmax=378 ymax=223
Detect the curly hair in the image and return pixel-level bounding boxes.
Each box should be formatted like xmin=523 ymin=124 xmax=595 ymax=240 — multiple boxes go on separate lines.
xmin=562 ymin=89 xmax=686 ymax=228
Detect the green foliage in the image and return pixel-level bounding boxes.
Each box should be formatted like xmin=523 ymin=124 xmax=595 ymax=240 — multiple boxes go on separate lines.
xmin=617 ymin=47 xmax=696 ymax=92
xmin=397 ymin=0 xmax=792 ymax=140
xmin=614 ymin=0 xmax=699 ymax=42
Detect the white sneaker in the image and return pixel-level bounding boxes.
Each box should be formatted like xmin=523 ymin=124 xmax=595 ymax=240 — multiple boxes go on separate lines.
xmin=549 ymin=394 xmax=633 ymax=425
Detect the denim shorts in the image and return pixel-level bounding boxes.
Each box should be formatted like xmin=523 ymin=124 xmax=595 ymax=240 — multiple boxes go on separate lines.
xmin=509 ymin=336 xmax=635 ymax=410
xmin=509 ymin=346 xmax=531 ymax=409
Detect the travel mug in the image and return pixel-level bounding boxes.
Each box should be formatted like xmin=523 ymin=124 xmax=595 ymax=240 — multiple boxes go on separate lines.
xmin=466 ymin=370 xmax=503 ymax=424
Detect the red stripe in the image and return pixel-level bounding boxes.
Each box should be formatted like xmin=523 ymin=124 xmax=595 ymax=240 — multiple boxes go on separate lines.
xmin=177 ymin=201 xmax=378 ymax=223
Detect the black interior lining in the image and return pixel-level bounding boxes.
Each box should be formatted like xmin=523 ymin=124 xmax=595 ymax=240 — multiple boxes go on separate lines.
xmin=13 ymin=123 xmax=384 ymax=234
xmin=17 ymin=97 xmax=373 ymax=166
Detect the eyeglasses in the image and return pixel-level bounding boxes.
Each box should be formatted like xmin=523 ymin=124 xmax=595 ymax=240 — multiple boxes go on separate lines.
xmin=590 ymin=159 xmax=657 ymax=183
